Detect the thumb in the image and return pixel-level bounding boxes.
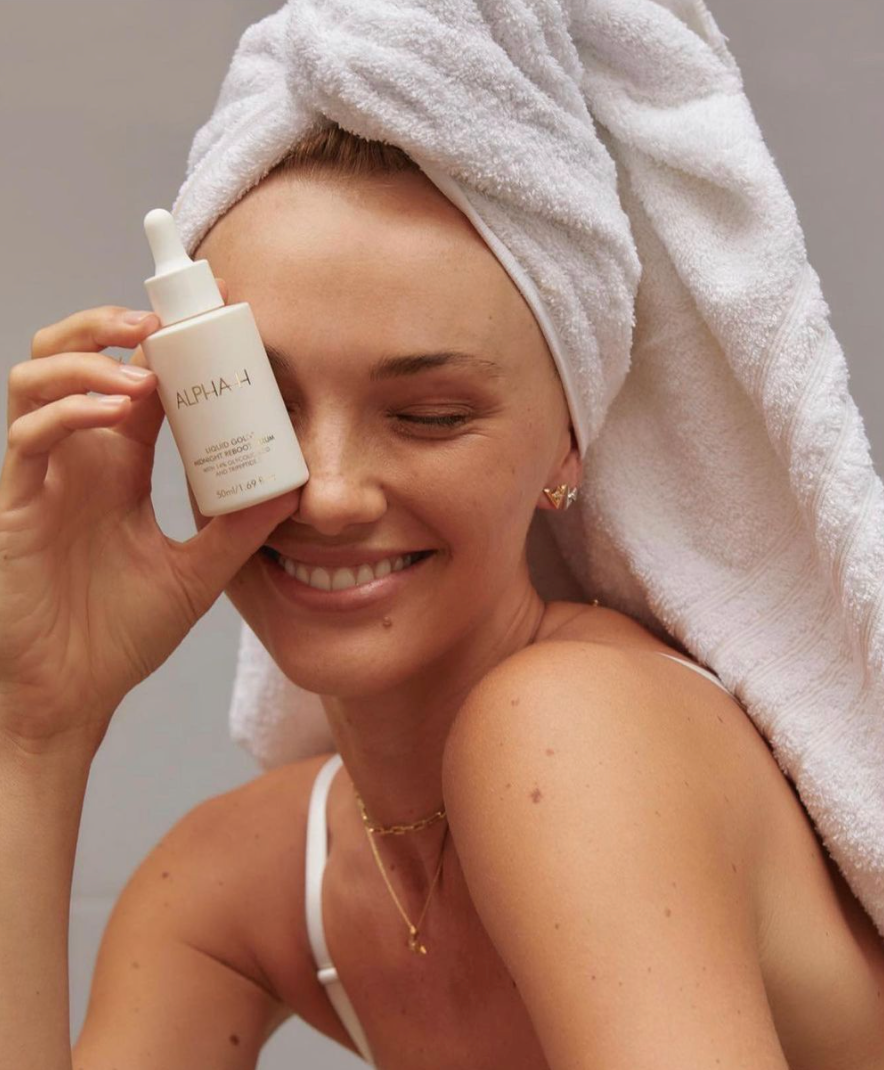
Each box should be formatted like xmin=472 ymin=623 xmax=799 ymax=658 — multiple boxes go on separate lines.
xmin=169 ymin=488 xmax=302 ymax=618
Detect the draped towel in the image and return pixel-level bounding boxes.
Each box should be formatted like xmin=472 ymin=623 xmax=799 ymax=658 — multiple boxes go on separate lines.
xmin=170 ymin=0 xmax=884 ymax=941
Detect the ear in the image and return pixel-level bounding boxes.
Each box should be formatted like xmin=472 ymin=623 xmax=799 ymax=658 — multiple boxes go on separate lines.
xmin=536 ymin=425 xmax=582 ymax=511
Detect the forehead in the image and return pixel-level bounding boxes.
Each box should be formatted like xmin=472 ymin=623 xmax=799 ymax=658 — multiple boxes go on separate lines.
xmin=196 ymin=171 xmax=544 ymax=360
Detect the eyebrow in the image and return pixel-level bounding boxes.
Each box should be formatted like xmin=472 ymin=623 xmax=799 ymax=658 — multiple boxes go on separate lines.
xmin=264 ymin=344 xmax=502 ymax=381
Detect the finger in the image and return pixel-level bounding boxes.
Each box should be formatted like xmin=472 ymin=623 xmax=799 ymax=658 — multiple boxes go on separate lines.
xmin=22 ymin=306 xmax=161 ymax=445
xmin=0 ymin=394 xmax=132 ymax=511
xmin=25 ymin=305 xmax=164 ymax=449
xmin=30 ymin=306 xmax=160 ymax=361
xmin=166 ymin=488 xmax=302 ymax=624
xmin=107 ymin=338 xmax=167 ymax=448
xmin=7 ymin=351 xmax=158 ymax=429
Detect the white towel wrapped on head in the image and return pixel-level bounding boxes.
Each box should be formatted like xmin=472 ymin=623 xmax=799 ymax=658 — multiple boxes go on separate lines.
xmin=172 ymin=0 xmax=884 ymax=942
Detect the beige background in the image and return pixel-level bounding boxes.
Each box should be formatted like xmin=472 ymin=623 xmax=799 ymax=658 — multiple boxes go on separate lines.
xmin=1 ymin=1 xmax=881 ymax=1066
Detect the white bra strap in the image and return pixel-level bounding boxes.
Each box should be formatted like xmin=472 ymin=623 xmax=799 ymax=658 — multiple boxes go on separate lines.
xmin=304 ymin=752 xmax=377 ymax=1065
xmin=305 ymin=752 xmax=342 ymax=971
xmin=656 ymin=651 xmax=731 ymax=694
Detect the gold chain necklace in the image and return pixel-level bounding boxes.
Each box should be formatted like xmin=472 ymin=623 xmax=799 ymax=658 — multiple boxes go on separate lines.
xmin=355 ymin=800 xmax=447 ymax=835
xmin=353 ymin=788 xmax=449 ymax=954
xmin=349 ymin=596 xmax=602 ymax=954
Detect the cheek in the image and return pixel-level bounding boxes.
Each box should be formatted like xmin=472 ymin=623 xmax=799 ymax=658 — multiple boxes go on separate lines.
xmin=407 ymin=440 xmax=540 ymax=560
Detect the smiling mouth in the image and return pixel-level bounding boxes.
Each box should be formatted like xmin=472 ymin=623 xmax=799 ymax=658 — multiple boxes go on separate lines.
xmin=259 ymin=547 xmax=436 ymax=591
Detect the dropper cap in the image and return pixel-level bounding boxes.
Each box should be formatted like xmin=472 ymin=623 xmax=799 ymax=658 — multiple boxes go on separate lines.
xmin=143 ymin=208 xmax=224 ymax=327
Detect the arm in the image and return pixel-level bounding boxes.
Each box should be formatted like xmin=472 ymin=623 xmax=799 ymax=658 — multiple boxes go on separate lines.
xmin=442 ymin=642 xmax=789 ymax=1070
xmin=0 ymin=737 xmax=93 ymax=1070
xmin=0 ymin=731 xmax=292 ymax=1070
xmin=72 ymin=782 xmax=294 ymax=1067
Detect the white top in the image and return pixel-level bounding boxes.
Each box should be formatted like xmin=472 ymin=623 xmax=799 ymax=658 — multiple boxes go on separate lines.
xmin=303 ymin=652 xmax=732 ymax=1065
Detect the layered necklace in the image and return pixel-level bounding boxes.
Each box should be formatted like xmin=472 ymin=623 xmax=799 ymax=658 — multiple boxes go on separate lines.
xmin=352 ymin=787 xmax=449 ymax=954
xmin=349 ymin=599 xmax=599 ymax=953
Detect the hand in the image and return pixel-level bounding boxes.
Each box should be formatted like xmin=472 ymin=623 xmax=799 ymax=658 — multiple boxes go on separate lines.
xmin=0 ymin=284 xmax=300 ymax=758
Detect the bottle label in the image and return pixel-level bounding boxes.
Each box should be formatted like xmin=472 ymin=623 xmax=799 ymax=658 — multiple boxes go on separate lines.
xmin=176 ymin=368 xmax=252 ymax=408
xmin=142 ymin=305 xmax=308 ymax=514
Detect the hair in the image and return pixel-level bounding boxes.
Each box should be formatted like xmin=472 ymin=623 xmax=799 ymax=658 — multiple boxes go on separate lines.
xmin=265 ymin=119 xmax=421 ymax=182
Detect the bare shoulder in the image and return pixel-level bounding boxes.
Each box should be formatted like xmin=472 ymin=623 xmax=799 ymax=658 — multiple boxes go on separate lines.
xmin=169 ymin=751 xmax=338 ymax=1018
xmin=442 ymin=600 xmax=769 ymax=891
xmin=455 ymin=599 xmax=770 ymax=770
xmin=441 ymin=605 xmax=791 ymax=1067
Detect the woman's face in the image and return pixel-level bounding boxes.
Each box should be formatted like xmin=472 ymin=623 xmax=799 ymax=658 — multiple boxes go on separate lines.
xmin=190 ymin=168 xmax=580 ymax=697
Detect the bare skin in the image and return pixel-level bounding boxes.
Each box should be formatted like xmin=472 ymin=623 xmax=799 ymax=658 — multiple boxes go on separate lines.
xmin=224 ymin=602 xmax=884 ymax=1070
xmin=188 ymin=167 xmax=581 ymax=897
xmin=178 ymin=169 xmax=884 ymax=1066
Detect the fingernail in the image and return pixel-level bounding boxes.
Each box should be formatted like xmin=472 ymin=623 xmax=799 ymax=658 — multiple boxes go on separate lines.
xmin=118 ymin=364 xmax=154 ymax=380
xmin=123 ymin=310 xmax=155 ymax=325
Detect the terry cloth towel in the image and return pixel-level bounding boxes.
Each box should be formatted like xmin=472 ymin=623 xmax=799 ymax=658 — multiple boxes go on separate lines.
xmin=171 ymin=0 xmax=884 ymax=941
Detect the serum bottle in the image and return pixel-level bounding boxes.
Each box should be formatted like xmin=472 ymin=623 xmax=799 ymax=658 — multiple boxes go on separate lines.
xmin=140 ymin=208 xmax=309 ymax=516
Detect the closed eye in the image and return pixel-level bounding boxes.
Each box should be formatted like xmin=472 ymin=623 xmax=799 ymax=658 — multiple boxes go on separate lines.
xmin=280 ymin=407 xmax=472 ymax=428
xmin=395 ymin=412 xmax=470 ymax=427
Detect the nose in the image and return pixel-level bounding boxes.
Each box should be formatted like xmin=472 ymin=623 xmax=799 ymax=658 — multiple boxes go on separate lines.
xmin=292 ymin=416 xmax=387 ymax=536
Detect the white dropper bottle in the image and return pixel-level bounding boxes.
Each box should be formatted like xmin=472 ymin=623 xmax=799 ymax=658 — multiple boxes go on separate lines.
xmin=140 ymin=208 xmax=309 ymax=516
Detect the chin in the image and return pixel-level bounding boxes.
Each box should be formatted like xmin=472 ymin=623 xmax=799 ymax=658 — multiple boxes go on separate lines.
xmin=267 ymin=641 xmax=428 ymax=699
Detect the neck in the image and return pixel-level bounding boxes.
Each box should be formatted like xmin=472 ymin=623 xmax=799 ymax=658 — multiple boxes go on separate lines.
xmin=321 ymin=577 xmax=547 ymax=896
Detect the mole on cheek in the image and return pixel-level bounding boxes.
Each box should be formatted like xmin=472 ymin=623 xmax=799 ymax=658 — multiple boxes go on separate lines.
xmin=382 ymin=616 xmax=393 ymax=629
xmin=529 ymin=785 xmax=543 ymax=803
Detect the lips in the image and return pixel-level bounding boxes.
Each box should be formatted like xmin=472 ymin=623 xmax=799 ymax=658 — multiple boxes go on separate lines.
xmin=258 ymin=544 xmax=436 ymax=611
xmin=261 ymin=547 xmax=434 ymax=591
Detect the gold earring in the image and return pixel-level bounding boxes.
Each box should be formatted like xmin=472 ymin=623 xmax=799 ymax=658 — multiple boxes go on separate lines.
xmin=543 ymin=484 xmax=579 ymax=510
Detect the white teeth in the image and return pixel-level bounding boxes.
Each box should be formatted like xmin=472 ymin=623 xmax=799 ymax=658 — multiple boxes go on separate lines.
xmin=331 ymin=567 xmax=357 ymax=591
xmin=310 ymin=567 xmax=332 ymax=591
xmin=271 ymin=550 xmax=426 ymax=590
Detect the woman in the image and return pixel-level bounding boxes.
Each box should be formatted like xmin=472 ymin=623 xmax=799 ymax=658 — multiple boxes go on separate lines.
xmin=2 ymin=120 xmax=883 ymax=1069
xmin=4 ymin=5 xmax=884 ymax=1070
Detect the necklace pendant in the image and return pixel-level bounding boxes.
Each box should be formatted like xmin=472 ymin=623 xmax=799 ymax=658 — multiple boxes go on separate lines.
xmin=407 ymin=928 xmax=428 ymax=954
